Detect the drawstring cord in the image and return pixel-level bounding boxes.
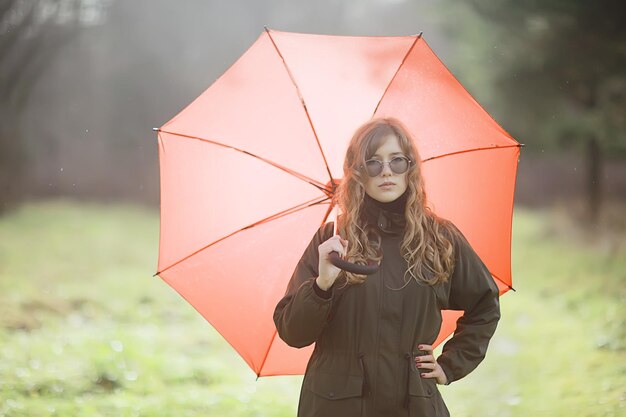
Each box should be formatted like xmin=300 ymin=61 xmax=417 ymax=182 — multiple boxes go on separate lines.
xmin=404 ymin=353 xmax=412 ymax=408
xmin=359 ymin=353 xmax=370 ymax=397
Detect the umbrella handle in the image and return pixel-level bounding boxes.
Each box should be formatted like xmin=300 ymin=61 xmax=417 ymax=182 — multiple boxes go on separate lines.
xmin=328 ymin=251 xmax=379 ymax=275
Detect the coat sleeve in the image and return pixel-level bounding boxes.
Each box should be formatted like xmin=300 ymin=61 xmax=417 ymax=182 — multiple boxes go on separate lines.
xmin=273 ymin=222 xmax=335 ymax=348
xmin=436 ymin=224 xmax=501 ymax=384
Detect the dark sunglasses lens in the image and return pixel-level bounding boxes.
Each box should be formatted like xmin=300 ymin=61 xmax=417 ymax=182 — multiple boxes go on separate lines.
xmin=390 ymin=157 xmax=409 ymax=174
xmin=365 ymin=160 xmax=382 ymax=177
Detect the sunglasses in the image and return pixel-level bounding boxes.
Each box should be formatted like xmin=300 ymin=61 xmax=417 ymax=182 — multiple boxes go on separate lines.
xmin=362 ymin=156 xmax=412 ymax=177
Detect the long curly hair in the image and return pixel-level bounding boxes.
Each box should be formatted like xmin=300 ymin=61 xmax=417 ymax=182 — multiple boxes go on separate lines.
xmin=335 ymin=117 xmax=458 ymax=287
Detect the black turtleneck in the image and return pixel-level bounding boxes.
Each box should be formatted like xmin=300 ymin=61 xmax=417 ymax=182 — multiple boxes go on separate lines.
xmin=363 ymin=188 xmax=408 ymax=214
xmin=361 ymin=189 xmax=408 ymax=235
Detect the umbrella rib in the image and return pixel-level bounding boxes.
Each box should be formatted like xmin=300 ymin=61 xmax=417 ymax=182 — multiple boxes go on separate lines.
xmin=156 ymin=195 xmax=331 ymax=276
xmin=257 ymin=328 xmax=279 ymax=378
xmin=264 ymin=27 xmax=334 ymax=185
xmin=491 ymin=272 xmax=515 ymax=292
xmin=371 ymin=32 xmax=423 ymax=117
xmin=422 ymin=143 xmax=522 ymax=163
xmin=157 ymin=129 xmax=328 ymax=192
xmin=417 ymin=38 xmax=518 ymax=147
xmin=156 ymin=131 xmax=166 ymax=155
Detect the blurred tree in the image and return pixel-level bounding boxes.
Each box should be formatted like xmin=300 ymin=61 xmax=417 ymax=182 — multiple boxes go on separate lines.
xmin=0 ymin=0 xmax=108 ymax=213
xmin=453 ymin=0 xmax=626 ymax=221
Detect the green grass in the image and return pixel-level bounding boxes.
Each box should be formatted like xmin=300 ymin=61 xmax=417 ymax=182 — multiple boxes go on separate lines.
xmin=0 ymin=200 xmax=624 ymax=416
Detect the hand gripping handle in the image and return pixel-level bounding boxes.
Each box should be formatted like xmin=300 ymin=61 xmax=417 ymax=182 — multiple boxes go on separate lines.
xmin=328 ymin=251 xmax=379 ymax=275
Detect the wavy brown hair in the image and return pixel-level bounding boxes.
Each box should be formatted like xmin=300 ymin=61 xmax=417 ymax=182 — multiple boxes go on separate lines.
xmin=335 ymin=117 xmax=459 ymax=287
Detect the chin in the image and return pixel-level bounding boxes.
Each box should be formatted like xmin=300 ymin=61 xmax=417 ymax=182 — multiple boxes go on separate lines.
xmin=371 ymin=192 xmax=402 ymax=203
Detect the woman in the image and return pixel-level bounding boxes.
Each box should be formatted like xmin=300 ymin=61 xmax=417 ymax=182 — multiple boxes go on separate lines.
xmin=274 ymin=117 xmax=501 ymax=417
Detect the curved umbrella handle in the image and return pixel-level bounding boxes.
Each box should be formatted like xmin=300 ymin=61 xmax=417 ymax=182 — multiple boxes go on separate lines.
xmin=328 ymin=251 xmax=379 ymax=275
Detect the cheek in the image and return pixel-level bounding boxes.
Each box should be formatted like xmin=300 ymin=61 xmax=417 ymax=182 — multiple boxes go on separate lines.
xmin=368 ymin=184 xmax=379 ymax=197
xmin=400 ymin=176 xmax=409 ymax=191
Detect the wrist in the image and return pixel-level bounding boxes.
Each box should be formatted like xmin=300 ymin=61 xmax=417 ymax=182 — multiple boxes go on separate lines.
xmin=437 ymin=359 xmax=452 ymax=385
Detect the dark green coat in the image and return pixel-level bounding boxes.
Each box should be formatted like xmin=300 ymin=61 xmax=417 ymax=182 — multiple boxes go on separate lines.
xmin=274 ymin=200 xmax=501 ymax=417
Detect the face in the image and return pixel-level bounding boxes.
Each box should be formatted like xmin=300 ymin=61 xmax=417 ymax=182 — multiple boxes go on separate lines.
xmin=363 ymin=133 xmax=409 ymax=203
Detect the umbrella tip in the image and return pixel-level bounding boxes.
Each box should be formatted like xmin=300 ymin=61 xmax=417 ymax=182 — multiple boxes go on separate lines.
xmin=520 ymin=143 xmax=526 ymax=147
xmin=414 ymin=31 xmax=423 ymax=38
xmin=152 ymin=127 xmax=159 ymax=132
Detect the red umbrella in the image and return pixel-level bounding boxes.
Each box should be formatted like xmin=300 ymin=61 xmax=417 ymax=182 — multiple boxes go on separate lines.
xmin=154 ymin=28 xmax=520 ymax=377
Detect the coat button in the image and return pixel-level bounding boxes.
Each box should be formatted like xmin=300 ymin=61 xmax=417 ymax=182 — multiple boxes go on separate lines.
xmin=329 ymin=392 xmax=335 ymax=398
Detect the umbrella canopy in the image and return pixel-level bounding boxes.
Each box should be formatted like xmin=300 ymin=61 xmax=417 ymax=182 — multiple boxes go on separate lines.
xmin=155 ymin=28 xmax=520 ymax=377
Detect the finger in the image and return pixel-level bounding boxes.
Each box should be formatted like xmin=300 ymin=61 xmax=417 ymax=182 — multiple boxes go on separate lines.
xmin=336 ymin=238 xmax=348 ymax=255
xmin=416 ymin=362 xmax=435 ymax=370
xmin=327 ymin=243 xmax=346 ymax=258
xmin=420 ymin=367 xmax=444 ymax=379
xmin=417 ymin=344 xmax=433 ymax=354
xmin=329 ymin=237 xmax=347 ymax=252
xmin=325 ymin=238 xmax=345 ymax=250
xmin=420 ymin=370 xmax=436 ymax=378
xmin=415 ymin=355 xmax=434 ymax=363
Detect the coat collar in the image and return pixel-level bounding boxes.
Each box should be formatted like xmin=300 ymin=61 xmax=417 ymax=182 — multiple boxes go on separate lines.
xmin=361 ymin=190 xmax=408 ymax=236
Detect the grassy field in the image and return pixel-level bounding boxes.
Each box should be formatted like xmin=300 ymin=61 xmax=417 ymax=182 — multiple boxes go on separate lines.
xmin=0 ymin=200 xmax=624 ymax=416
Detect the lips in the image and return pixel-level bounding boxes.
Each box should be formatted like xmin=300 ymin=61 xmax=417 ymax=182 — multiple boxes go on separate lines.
xmin=379 ymin=182 xmax=395 ymax=187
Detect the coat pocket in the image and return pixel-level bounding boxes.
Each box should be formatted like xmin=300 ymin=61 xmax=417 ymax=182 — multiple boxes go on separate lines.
xmin=308 ymin=372 xmax=363 ymax=400
xmin=408 ymin=369 xmax=434 ymax=397
xmin=407 ymin=361 xmax=438 ymax=417
xmin=302 ymin=372 xmax=364 ymax=417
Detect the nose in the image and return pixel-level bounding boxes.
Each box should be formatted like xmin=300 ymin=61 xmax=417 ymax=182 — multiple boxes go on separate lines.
xmin=381 ymin=162 xmax=393 ymax=176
